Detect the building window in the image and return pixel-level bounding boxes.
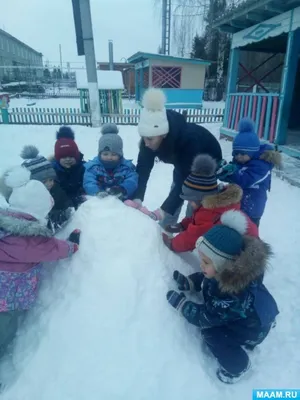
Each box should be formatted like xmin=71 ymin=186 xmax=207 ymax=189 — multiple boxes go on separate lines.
xmin=6 ymin=40 xmax=10 ymax=52
xmin=0 ymin=37 xmax=3 ymax=50
xmin=152 ymin=66 xmax=181 ymax=89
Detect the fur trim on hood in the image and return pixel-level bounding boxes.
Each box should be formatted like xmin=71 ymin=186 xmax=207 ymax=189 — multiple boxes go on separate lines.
xmin=260 ymin=149 xmax=282 ymax=168
xmin=217 ymin=236 xmax=272 ymax=294
xmin=202 ymin=184 xmax=243 ymax=209
xmin=0 ymin=211 xmax=52 ymax=237
xmin=0 ymin=169 xmax=13 ymax=200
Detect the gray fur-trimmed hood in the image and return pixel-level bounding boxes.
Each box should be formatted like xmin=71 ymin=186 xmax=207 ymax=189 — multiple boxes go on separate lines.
xmin=217 ymin=236 xmax=272 ymax=294
xmin=0 ymin=211 xmax=52 ymax=238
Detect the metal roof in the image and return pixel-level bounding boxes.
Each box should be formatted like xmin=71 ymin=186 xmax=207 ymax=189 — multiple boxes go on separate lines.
xmin=0 ymin=29 xmax=43 ymax=56
xmin=212 ymin=0 xmax=300 ymax=33
xmin=127 ymin=52 xmax=210 ymax=66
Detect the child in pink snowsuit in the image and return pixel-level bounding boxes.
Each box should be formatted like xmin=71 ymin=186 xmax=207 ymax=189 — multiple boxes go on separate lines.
xmin=0 ymin=166 xmax=80 ymax=362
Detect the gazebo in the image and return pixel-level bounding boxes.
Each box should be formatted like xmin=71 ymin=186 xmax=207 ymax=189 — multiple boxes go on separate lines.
xmin=213 ymin=0 xmax=300 ymax=158
xmin=76 ymin=70 xmax=124 ymax=114
xmin=127 ymin=52 xmax=210 ymax=109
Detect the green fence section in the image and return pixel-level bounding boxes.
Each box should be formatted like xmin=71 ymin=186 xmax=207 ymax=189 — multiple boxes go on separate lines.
xmin=0 ymin=107 xmax=224 ymax=126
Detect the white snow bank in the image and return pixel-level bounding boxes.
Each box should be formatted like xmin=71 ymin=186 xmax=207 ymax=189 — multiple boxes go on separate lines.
xmin=1 ymin=197 xmax=213 ymax=399
xmin=76 ymin=70 xmax=124 ymax=90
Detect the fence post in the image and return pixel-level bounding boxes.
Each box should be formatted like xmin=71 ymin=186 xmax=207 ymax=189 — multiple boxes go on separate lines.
xmin=1 ymin=108 xmax=9 ymax=124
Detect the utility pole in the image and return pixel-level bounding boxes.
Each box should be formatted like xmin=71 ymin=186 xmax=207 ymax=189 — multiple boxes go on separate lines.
xmin=78 ymin=0 xmax=101 ymax=127
xmin=59 ymin=44 xmax=63 ymax=75
xmin=108 ymin=40 xmax=114 ymax=70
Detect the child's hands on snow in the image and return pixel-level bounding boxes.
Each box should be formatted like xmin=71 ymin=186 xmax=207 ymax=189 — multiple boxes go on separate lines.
xmin=165 ymin=223 xmax=184 ymax=234
xmin=106 ymin=186 xmax=126 ymax=199
xmin=166 ymin=291 xmax=186 ymax=311
xmin=173 ymin=270 xmax=194 ymax=291
xmin=68 ymin=229 xmax=81 ymax=245
xmin=162 ymin=232 xmax=173 ymax=250
xmin=97 ymin=191 xmax=109 ymax=199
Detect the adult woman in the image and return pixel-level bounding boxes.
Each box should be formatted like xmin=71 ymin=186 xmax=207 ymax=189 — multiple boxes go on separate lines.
xmin=134 ymin=88 xmax=222 ymax=228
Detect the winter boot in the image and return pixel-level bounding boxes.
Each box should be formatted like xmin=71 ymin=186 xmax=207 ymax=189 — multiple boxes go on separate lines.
xmin=216 ymin=361 xmax=251 ymax=384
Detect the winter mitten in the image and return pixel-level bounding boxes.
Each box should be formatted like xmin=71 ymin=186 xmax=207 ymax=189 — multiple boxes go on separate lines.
xmin=149 ymin=208 xmax=165 ymax=221
xmin=124 ymin=199 xmax=141 ymax=209
xmin=166 ymin=291 xmax=187 ymax=311
xmin=217 ymin=159 xmax=228 ymax=170
xmin=217 ymin=163 xmax=237 ymax=179
xmin=162 ymin=232 xmax=173 ymax=250
xmin=173 ymin=270 xmax=194 ymax=291
xmin=106 ymin=186 xmax=126 ymax=200
xmin=165 ymin=223 xmax=184 ymax=234
xmin=97 ymin=191 xmax=109 ymax=199
xmin=133 ymin=199 xmax=143 ymax=207
xmin=68 ymin=229 xmax=81 ymax=245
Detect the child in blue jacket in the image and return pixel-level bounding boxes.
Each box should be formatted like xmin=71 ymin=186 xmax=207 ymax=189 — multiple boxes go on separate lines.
xmin=217 ymin=118 xmax=281 ymax=226
xmin=166 ymin=210 xmax=278 ymax=384
xmin=84 ymin=124 xmax=138 ymax=200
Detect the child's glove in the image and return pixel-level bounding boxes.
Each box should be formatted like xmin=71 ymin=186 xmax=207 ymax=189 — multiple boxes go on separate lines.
xmin=217 ymin=163 xmax=237 ymax=179
xmin=124 ymin=199 xmax=141 ymax=209
xmin=106 ymin=186 xmax=126 ymax=199
xmin=162 ymin=232 xmax=173 ymax=250
xmin=217 ymin=159 xmax=228 ymax=170
xmin=68 ymin=229 xmax=81 ymax=245
xmin=173 ymin=270 xmax=194 ymax=291
xmin=166 ymin=291 xmax=187 ymax=311
xmin=165 ymin=223 xmax=184 ymax=234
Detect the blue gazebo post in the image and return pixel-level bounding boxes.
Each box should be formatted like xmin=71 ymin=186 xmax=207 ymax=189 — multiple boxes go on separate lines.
xmin=224 ymin=48 xmax=240 ymax=128
xmin=139 ymin=65 xmax=144 ymax=102
xmin=135 ymin=68 xmax=140 ymax=101
xmin=275 ymin=15 xmax=300 ymax=145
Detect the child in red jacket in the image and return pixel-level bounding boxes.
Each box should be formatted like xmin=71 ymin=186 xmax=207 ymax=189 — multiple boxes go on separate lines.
xmin=162 ymin=154 xmax=258 ymax=253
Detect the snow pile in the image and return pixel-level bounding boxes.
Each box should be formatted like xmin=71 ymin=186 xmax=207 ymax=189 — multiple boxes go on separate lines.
xmin=1 ymin=197 xmax=215 ymax=400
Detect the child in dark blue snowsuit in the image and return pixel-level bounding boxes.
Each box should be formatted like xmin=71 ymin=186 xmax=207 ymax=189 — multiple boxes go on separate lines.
xmin=84 ymin=124 xmax=138 ymax=201
xmin=166 ymin=209 xmax=278 ymax=384
xmin=217 ymin=118 xmax=281 ymax=226
xmin=52 ymin=126 xmax=86 ymax=210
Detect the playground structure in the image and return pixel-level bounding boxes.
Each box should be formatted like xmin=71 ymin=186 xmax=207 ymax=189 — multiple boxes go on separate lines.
xmin=127 ymin=52 xmax=210 ymax=109
xmin=214 ymin=0 xmax=300 ymax=158
xmin=76 ymin=70 xmax=124 ymax=114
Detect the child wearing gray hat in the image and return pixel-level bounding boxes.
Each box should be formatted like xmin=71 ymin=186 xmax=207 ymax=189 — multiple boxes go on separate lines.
xmin=83 ymin=124 xmax=138 ymax=200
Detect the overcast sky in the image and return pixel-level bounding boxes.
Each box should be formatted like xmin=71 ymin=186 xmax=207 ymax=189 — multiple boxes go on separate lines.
xmin=1 ymin=0 xmax=161 ymax=67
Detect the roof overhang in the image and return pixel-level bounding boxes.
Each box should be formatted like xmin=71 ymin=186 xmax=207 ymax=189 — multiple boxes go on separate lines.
xmin=213 ymin=0 xmax=300 ymax=33
xmin=127 ymin=52 xmax=211 ymax=66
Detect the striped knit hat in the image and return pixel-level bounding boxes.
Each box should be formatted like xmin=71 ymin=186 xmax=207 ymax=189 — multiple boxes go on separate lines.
xmin=180 ymin=154 xmax=218 ymax=202
xmin=21 ymin=145 xmax=57 ymax=182
xmin=196 ymin=210 xmax=248 ymax=272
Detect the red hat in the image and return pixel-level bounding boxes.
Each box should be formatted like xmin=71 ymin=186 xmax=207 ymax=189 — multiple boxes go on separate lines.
xmin=54 ymin=126 xmax=80 ymax=161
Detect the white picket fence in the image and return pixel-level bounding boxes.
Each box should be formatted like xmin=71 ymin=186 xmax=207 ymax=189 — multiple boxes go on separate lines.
xmin=1 ymin=107 xmax=225 ymax=126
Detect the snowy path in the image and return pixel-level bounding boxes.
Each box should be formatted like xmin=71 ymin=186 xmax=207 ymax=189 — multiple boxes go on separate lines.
xmin=0 ymin=123 xmax=299 ymax=399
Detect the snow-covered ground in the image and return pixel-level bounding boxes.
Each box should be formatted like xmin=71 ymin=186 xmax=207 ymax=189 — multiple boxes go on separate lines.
xmin=9 ymin=97 xmax=224 ymax=111
xmin=0 ymin=123 xmax=299 ymax=399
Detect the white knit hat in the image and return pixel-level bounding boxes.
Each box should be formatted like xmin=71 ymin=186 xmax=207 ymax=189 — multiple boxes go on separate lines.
xmin=5 ymin=166 xmax=54 ymax=224
xmin=138 ymin=88 xmax=169 ymax=137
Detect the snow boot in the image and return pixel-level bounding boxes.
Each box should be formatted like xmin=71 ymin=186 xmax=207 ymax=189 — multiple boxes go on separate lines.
xmin=216 ymin=361 xmax=251 ymax=384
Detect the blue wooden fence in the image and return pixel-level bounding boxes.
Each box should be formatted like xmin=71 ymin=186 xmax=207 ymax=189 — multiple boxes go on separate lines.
xmin=0 ymin=107 xmax=224 ymax=126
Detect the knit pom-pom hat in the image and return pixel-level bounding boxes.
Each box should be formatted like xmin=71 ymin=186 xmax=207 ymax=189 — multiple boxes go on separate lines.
xmin=180 ymin=154 xmax=218 ymax=202
xmin=21 ymin=145 xmax=56 ymax=182
xmin=196 ymin=210 xmax=248 ymax=272
xmin=98 ymin=123 xmax=123 ymax=157
xmin=55 ymin=126 xmax=80 ymax=161
xmin=232 ymin=118 xmax=260 ymax=157
xmin=138 ymin=88 xmax=169 ymax=138
xmin=5 ymin=166 xmax=54 ymax=223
